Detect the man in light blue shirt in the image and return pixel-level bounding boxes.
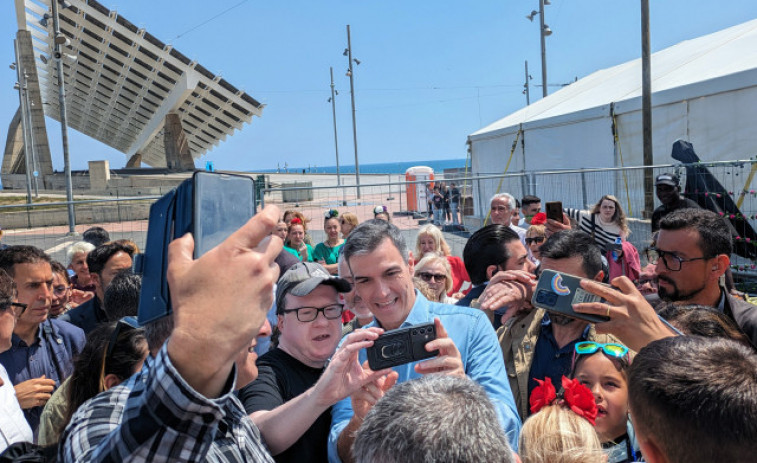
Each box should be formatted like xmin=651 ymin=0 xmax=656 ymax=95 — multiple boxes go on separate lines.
xmin=328 ymin=220 xmax=521 ymax=463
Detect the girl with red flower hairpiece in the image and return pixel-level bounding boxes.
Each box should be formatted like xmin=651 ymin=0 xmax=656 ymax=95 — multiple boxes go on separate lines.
xmin=571 ymin=341 xmax=642 ymax=463
xmin=519 ymin=376 xmax=605 ymax=463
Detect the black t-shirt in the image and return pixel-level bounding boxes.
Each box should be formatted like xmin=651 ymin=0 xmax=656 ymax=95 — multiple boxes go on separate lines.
xmin=238 ymin=348 xmax=328 ymax=463
xmin=650 ymin=197 xmax=700 ymax=232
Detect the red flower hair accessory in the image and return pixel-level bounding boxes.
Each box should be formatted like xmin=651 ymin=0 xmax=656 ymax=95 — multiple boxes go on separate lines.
xmin=561 ymin=376 xmax=598 ymax=425
xmin=529 ymin=377 xmax=557 ymax=414
xmin=530 ymin=212 xmax=547 ymax=225
xmin=529 ymin=376 xmax=598 ymax=426
xmin=290 ymin=217 xmax=303 ymax=225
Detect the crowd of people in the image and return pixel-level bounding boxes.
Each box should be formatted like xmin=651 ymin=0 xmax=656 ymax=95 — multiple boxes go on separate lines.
xmin=0 ymin=172 xmax=756 ymax=462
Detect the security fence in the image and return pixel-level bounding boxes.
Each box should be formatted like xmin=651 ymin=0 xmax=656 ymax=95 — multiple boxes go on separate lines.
xmin=3 ymin=159 xmax=757 ymax=283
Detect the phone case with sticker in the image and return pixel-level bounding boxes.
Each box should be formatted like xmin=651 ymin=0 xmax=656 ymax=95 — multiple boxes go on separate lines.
xmin=531 ymin=269 xmax=610 ymax=323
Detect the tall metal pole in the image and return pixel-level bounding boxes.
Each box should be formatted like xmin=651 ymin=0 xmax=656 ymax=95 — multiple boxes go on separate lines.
xmin=641 ymin=0 xmax=654 ymax=217
xmin=22 ymin=74 xmax=39 ymax=197
xmin=524 ymin=60 xmax=531 ymax=105
xmin=539 ymin=0 xmax=548 ymax=98
xmin=13 ymin=39 xmax=33 ymax=205
xmin=329 ymin=67 xmax=341 ymax=187
xmin=52 ymin=0 xmax=76 ymax=233
xmin=346 ymin=25 xmax=361 ymax=199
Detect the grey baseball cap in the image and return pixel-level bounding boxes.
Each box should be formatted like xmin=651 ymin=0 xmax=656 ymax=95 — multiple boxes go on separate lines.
xmin=275 ymin=262 xmax=351 ymax=314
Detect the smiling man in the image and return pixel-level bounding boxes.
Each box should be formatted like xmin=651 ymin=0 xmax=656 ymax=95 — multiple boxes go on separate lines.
xmin=0 ymin=246 xmax=85 ymax=435
xmin=328 ymin=220 xmax=521 ymax=463
xmin=239 ymin=262 xmax=393 ymax=463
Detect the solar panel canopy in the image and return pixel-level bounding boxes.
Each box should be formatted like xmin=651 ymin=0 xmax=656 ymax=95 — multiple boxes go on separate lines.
xmin=18 ymin=0 xmax=264 ymax=167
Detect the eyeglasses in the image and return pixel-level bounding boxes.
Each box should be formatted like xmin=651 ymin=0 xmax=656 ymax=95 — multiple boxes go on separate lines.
xmin=645 ymin=247 xmax=712 ymax=272
xmin=0 ymin=301 xmax=27 ymax=316
xmin=100 ymin=316 xmax=140 ymax=392
xmin=525 ymin=236 xmax=545 ymax=245
xmin=283 ymin=304 xmax=344 ymax=322
xmin=418 ymin=272 xmax=447 ymax=283
xmin=325 ymin=209 xmax=339 ymax=219
xmin=574 ymin=341 xmax=629 ymax=359
xmin=52 ymin=284 xmax=70 ymax=296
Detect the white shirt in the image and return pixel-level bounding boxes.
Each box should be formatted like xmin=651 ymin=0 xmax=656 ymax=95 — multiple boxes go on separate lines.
xmin=0 ymin=364 xmax=33 ymax=452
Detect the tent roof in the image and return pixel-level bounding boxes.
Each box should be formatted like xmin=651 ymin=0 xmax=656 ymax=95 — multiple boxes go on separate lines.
xmin=470 ymin=18 xmax=757 ymax=141
xmin=18 ymin=0 xmax=264 ymax=167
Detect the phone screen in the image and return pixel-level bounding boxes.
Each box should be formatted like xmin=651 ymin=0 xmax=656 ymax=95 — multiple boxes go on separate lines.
xmin=193 ymin=172 xmax=256 ymax=258
xmin=546 ymin=201 xmax=563 ymax=222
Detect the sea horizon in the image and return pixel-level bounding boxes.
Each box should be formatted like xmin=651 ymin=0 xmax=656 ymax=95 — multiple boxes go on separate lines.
xmin=252 ymin=158 xmax=468 ymax=175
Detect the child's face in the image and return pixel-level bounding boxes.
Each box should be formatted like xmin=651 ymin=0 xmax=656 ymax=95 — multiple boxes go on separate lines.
xmin=574 ymin=353 xmax=629 ymax=443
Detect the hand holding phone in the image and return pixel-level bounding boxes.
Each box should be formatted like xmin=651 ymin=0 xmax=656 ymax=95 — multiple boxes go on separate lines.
xmin=545 ymin=201 xmax=563 ymax=222
xmin=531 ymin=269 xmax=610 ymax=323
xmin=366 ymin=322 xmax=438 ymax=370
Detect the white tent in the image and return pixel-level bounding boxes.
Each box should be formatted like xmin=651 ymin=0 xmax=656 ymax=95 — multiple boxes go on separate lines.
xmin=467 ymin=19 xmax=757 ymax=219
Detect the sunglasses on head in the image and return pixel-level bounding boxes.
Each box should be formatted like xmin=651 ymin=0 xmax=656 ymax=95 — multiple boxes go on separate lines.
xmin=100 ymin=316 xmax=140 ymax=392
xmin=574 ymin=341 xmax=629 ymax=359
xmin=525 ymin=236 xmax=545 ymax=245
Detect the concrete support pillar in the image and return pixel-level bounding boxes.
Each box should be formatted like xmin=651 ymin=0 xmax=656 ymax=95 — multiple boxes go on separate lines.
xmin=126 ymin=153 xmax=142 ymax=168
xmin=163 ymin=113 xmax=195 ymax=171
xmin=89 ymin=160 xmax=110 ymax=191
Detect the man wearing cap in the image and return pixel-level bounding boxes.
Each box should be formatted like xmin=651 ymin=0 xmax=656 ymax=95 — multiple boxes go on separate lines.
xmin=238 ymin=262 xmax=392 ymax=463
xmin=651 ymin=173 xmax=700 ymax=232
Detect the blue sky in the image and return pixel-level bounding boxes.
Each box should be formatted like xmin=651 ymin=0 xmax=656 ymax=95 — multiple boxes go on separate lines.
xmin=2 ymin=0 xmax=757 ymax=172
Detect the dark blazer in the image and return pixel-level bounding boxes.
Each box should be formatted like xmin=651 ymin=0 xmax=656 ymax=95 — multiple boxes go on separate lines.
xmin=58 ymin=296 xmax=105 ymax=335
xmin=456 ymin=284 xmax=486 ymax=308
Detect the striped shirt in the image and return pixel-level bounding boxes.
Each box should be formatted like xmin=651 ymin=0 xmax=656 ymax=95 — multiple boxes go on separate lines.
xmin=59 ymin=345 xmax=274 ymax=463
xmin=565 ymin=209 xmax=624 ymax=251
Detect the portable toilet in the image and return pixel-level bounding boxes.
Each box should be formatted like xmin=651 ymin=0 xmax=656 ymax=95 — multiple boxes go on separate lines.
xmin=405 ymin=166 xmax=434 ymax=213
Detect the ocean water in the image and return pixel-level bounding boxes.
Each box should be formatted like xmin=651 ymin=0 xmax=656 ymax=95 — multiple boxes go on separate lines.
xmin=257 ymin=158 xmax=467 ymax=175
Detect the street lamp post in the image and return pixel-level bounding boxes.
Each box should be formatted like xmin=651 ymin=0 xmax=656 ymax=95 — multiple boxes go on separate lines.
xmin=12 ymin=39 xmax=33 ymax=205
xmin=51 ymin=0 xmax=77 ymax=233
xmin=328 ymin=67 xmax=341 ymax=188
xmin=345 ymin=25 xmax=361 ymax=199
xmin=538 ymin=0 xmax=548 ymax=98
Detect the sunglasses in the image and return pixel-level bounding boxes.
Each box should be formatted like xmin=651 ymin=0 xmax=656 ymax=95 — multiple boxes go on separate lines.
xmin=574 ymin=341 xmax=629 ymax=358
xmin=418 ymin=272 xmax=447 ymax=283
xmin=525 ymin=236 xmax=545 ymax=245
xmin=0 ymin=301 xmax=27 ymax=316
xmin=100 ymin=317 xmax=140 ymax=392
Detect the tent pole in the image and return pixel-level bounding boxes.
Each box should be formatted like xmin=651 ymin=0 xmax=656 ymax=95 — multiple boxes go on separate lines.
xmin=641 ymin=0 xmax=654 ymax=217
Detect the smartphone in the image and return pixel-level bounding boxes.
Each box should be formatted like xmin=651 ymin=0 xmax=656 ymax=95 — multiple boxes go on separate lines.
xmin=531 ymin=269 xmax=610 ymax=323
xmin=545 ymin=201 xmax=563 ymax=222
xmin=192 ymin=171 xmax=256 ymax=258
xmin=367 ymin=322 xmax=438 ymax=370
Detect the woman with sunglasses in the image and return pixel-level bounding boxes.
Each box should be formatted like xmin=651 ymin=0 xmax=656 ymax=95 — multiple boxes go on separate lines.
xmin=312 ymin=210 xmax=344 ymax=275
xmin=37 ymin=318 xmax=147 ymax=447
xmin=339 ymin=212 xmax=359 ymax=238
xmin=525 ymin=224 xmax=546 ymax=265
xmin=414 ymin=224 xmax=470 ymax=296
xmin=413 ymin=254 xmax=456 ymax=304
xmin=571 ymin=341 xmax=641 ymax=463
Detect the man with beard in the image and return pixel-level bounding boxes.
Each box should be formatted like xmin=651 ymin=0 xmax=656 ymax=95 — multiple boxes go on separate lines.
xmin=649 ymin=208 xmax=757 ymax=345
xmin=497 ymin=230 xmax=621 ymax=420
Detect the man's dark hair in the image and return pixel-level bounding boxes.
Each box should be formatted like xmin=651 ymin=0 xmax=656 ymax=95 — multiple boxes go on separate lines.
xmin=629 ymin=336 xmax=757 ymax=462
xmin=0 ymin=245 xmax=51 ymax=277
xmin=658 ymin=208 xmax=732 ymax=258
xmin=87 ymin=242 xmax=136 ymax=276
xmin=463 ymin=225 xmax=520 ymax=285
xmin=343 ymin=219 xmax=408 ymax=265
xmin=103 ymin=271 xmax=141 ymax=321
xmin=353 ymin=375 xmax=515 ymax=463
xmin=82 ymin=227 xmax=110 ymax=247
xmin=143 ymin=314 xmax=174 ymax=354
xmin=521 ymin=195 xmax=541 ymax=207
xmin=0 ymin=269 xmax=17 ymax=301
xmin=539 ymin=230 xmax=603 ymax=279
